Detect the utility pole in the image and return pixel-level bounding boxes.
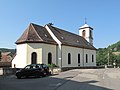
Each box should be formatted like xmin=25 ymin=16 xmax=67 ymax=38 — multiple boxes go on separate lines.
xmin=108 ymin=49 xmax=112 ymax=66
xmin=108 ymin=50 xmax=109 ymax=66
xmin=83 ymin=47 xmax=84 ymax=67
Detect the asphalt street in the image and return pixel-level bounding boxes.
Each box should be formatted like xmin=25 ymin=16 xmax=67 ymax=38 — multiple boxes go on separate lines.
xmin=0 ymin=68 xmax=120 ymax=90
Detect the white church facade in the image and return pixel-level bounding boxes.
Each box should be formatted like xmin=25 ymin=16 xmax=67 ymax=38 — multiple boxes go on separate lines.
xmin=12 ymin=23 xmax=96 ymax=68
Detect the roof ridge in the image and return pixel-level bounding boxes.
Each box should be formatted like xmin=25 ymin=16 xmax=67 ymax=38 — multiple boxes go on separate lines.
xmin=25 ymin=24 xmax=31 ymax=41
xmin=48 ymin=25 xmax=96 ymax=50
xmin=50 ymin=25 xmax=83 ymax=38
xmin=30 ymin=23 xmax=43 ymax=41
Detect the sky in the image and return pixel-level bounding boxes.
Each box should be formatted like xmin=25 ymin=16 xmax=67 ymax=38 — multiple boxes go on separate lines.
xmin=0 ymin=0 xmax=120 ymax=49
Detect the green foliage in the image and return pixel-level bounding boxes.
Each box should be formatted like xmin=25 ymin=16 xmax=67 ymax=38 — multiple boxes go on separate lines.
xmin=0 ymin=48 xmax=16 ymax=54
xmin=108 ymin=41 xmax=120 ymax=51
xmin=96 ymin=48 xmax=109 ymax=65
xmin=47 ymin=63 xmax=57 ymax=68
xmin=47 ymin=63 xmax=58 ymax=74
xmin=112 ymin=55 xmax=120 ymax=67
xmin=97 ymin=41 xmax=120 ymax=66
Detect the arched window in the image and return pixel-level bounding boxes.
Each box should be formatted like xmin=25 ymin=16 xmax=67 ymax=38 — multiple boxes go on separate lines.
xmin=92 ymin=54 xmax=94 ymax=62
xmin=31 ymin=52 xmax=37 ymax=64
xmin=68 ymin=53 xmax=71 ymax=64
xmin=78 ymin=54 xmax=80 ymax=66
xmin=82 ymin=30 xmax=86 ymax=37
xmin=78 ymin=54 xmax=80 ymax=63
xmin=48 ymin=52 xmax=52 ymax=64
xmin=86 ymin=54 xmax=88 ymax=63
xmin=90 ymin=30 xmax=92 ymax=38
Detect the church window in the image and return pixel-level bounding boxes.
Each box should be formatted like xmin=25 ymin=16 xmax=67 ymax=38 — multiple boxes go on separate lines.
xmin=90 ymin=30 xmax=92 ymax=38
xmin=86 ymin=54 xmax=88 ymax=63
xmin=92 ymin=54 xmax=94 ymax=62
xmin=68 ymin=53 xmax=71 ymax=64
xmin=78 ymin=54 xmax=80 ymax=66
xmin=82 ymin=30 xmax=86 ymax=37
xmin=31 ymin=52 xmax=37 ymax=64
xmin=48 ymin=52 xmax=52 ymax=64
xmin=78 ymin=54 xmax=80 ymax=63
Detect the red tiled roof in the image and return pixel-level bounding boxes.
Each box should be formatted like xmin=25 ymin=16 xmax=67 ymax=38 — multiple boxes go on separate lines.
xmin=1 ymin=52 xmax=13 ymax=62
xmin=47 ymin=25 xmax=96 ymax=50
xmin=16 ymin=23 xmax=96 ymax=50
xmin=16 ymin=23 xmax=57 ymax=45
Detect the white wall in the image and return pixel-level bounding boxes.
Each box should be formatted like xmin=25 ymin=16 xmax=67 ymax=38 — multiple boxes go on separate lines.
xmin=62 ymin=46 xmax=83 ymax=67
xmin=12 ymin=44 xmax=27 ymax=68
xmin=12 ymin=43 xmax=96 ymax=68
xmin=61 ymin=45 xmax=96 ymax=67
xmin=83 ymin=49 xmax=96 ymax=66
xmin=79 ymin=27 xmax=93 ymax=45
xmin=12 ymin=43 xmax=57 ymax=68
xmin=27 ymin=43 xmax=57 ymax=65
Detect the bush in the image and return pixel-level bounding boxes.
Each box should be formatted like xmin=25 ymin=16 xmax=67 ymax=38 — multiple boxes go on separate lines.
xmin=47 ymin=63 xmax=57 ymax=68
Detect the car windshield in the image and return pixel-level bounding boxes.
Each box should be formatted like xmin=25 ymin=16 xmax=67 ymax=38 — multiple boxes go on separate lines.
xmin=25 ymin=65 xmax=31 ymax=69
xmin=42 ymin=64 xmax=47 ymax=68
xmin=24 ymin=64 xmax=41 ymax=69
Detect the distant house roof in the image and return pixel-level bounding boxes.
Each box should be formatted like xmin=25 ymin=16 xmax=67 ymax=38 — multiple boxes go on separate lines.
xmin=16 ymin=23 xmax=96 ymax=50
xmin=1 ymin=52 xmax=13 ymax=62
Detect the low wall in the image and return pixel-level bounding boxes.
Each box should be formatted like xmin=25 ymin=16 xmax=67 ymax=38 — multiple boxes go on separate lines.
xmin=61 ymin=66 xmax=105 ymax=71
xmin=0 ymin=62 xmax=11 ymax=67
xmin=0 ymin=67 xmax=16 ymax=76
xmin=49 ymin=67 xmax=61 ymax=75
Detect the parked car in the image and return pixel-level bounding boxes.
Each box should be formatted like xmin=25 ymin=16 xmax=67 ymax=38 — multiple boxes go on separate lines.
xmin=16 ymin=64 xmax=49 ymax=79
xmin=41 ymin=64 xmax=50 ymax=75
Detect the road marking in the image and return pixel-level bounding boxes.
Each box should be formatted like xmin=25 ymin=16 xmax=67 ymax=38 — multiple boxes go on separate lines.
xmin=56 ymin=83 xmax=62 ymax=86
xmin=49 ymin=83 xmax=62 ymax=87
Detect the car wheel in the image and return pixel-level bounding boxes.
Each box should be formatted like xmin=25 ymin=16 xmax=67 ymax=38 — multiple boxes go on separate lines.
xmin=17 ymin=75 xmax=21 ymax=79
xmin=41 ymin=72 xmax=46 ymax=77
xmin=16 ymin=73 xmax=21 ymax=79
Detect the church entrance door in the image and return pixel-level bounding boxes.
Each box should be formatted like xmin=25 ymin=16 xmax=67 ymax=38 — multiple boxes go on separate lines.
xmin=48 ymin=52 xmax=52 ymax=64
xmin=31 ymin=52 xmax=37 ymax=64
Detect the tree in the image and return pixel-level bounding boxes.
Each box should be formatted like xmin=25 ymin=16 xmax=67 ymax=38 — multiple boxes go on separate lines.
xmin=96 ymin=48 xmax=108 ymax=66
xmin=112 ymin=54 xmax=120 ymax=67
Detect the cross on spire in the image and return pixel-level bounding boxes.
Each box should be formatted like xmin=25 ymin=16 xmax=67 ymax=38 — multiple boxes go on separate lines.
xmin=85 ymin=18 xmax=87 ymax=24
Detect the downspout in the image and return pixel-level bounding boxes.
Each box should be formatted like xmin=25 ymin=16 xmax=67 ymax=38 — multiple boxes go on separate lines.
xmin=61 ymin=45 xmax=62 ymax=68
xmin=45 ymin=25 xmax=62 ymax=68
xmin=83 ymin=47 xmax=84 ymax=67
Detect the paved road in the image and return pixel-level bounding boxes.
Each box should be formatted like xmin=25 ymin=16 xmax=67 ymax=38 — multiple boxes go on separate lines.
xmin=0 ymin=68 xmax=120 ymax=90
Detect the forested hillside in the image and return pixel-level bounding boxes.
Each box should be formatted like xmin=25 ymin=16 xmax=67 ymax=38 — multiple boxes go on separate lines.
xmin=97 ymin=41 xmax=120 ymax=66
xmin=0 ymin=48 xmax=16 ymax=54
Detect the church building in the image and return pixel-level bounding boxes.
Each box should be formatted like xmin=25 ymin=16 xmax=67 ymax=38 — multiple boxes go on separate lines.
xmin=12 ymin=23 xmax=96 ymax=68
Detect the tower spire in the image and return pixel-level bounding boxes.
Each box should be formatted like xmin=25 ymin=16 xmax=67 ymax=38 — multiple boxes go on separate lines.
xmin=79 ymin=19 xmax=94 ymax=45
xmin=85 ymin=18 xmax=87 ymax=24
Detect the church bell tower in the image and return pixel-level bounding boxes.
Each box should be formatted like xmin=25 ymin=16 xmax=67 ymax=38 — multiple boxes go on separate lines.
xmin=79 ymin=21 xmax=93 ymax=45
